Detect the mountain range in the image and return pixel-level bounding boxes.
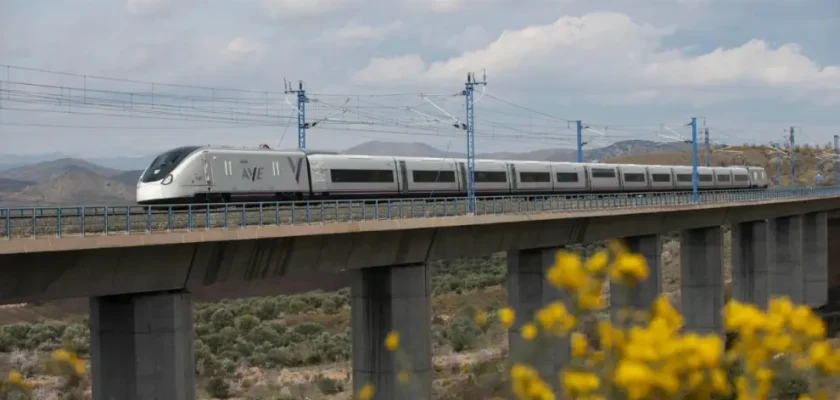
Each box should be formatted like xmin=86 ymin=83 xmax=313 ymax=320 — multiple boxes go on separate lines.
xmin=0 ymin=139 xmax=696 ymax=206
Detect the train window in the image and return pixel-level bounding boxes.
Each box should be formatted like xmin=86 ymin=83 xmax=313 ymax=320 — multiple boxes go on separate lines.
xmin=330 ymin=169 xmax=394 ymax=183
xmin=556 ymin=172 xmax=579 ymax=183
xmin=413 ymin=170 xmax=456 ymax=183
xmin=717 ymin=174 xmax=731 ymax=182
xmin=623 ymin=173 xmax=646 ymax=183
xmin=651 ymin=173 xmax=671 ymax=182
xmin=699 ymin=174 xmax=713 ymax=182
xmin=676 ymin=174 xmax=693 ymax=182
xmin=140 ymin=146 xmax=201 ymax=183
xmin=520 ymin=172 xmax=551 ymax=183
xmin=734 ymin=174 xmax=749 ymax=182
xmin=474 ymin=171 xmax=508 ymax=183
xmin=591 ymin=168 xmax=616 ymax=178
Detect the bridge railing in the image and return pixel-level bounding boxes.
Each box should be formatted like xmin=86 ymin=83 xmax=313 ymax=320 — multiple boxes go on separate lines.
xmin=1 ymin=187 xmax=837 ymax=239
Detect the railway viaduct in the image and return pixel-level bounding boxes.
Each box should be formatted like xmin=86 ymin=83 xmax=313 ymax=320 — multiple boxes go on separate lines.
xmin=2 ymin=191 xmax=840 ymax=399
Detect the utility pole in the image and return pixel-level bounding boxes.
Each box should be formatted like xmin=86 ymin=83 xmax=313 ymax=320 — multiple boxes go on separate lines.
xmin=789 ymin=126 xmax=796 ymax=187
xmin=464 ymin=71 xmax=487 ymax=215
xmin=704 ymin=128 xmax=710 ymax=167
xmin=834 ymin=135 xmax=838 ymax=187
xmin=576 ymin=121 xmax=583 ymax=162
xmin=285 ymin=80 xmax=308 ymax=149
xmin=691 ymin=117 xmax=698 ymax=203
xmin=776 ymin=160 xmax=782 ymax=186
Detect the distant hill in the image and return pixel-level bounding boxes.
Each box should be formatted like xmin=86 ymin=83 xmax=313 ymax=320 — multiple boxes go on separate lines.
xmin=0 ymin=178 xmax=35 ymax=193
xmin=0 ymin=158 xmax=122 ymax=183
xmin=111 ymin=170 xmax=143 ymax=187
xmin=2 ymin=170 xmax=136 ymax=206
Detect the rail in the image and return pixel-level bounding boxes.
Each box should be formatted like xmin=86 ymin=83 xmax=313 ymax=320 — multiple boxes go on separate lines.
xmin=1 ymin=187 xmax=838 ymax=239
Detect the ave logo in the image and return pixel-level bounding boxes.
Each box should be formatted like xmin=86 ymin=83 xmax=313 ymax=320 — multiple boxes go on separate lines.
xmin=242 ymin=166 xmax=264 ymax=182
xmin=287 ymin=157 xmax=303 ymax=184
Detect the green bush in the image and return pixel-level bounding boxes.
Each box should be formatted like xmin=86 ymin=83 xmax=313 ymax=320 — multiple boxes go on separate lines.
xmin=315 ymin=374 xmax=344 ymax=395
xmin=441 ymin=315 xmax=482 ymax=352
xmin=293 ymin=322 xmax=323 ymax=337
xmin=234 ymin=315 xmax=260 ymax=334
xmin=210 ymin=308 xmax=235 ymax=331
xmin=203 ymin=376 xmax=230 ymax=399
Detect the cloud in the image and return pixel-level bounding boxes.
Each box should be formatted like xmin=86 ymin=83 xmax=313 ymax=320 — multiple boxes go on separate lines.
xmin=125 ymin=0 xmax=174 ymax=16
xmin=352 ymin=11 xmax=840 ymax=104
xmin=222 ymin=37 xmax=266 ymax=63
xmin=262 ymin=0 xmax=363 ymax=18
xmin=316 ymin=20 xmax=404 ymax=46
xmin=444 ymin=25 xmax=492 ymax=52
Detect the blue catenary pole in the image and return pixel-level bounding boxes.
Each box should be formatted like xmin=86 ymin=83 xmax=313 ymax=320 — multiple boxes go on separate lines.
xmin=464 ymin=72 xmax=487 ymax=214
xmin=576 ymin=120 xmax=583 ymax=163
xmin=691 ymin=117 xmax=698 ymax=203
xmin=297 ymin=89 xmax=306 ymax=149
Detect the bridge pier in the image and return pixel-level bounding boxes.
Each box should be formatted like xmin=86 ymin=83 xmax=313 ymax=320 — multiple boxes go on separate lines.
xmin=610 ymin=235 xmax=662 ymax=324
xmin=803 ymin=212 xmax=828 ymax=308
xmin=507 ymin=247 xmax=569 ymax=388
xmin=680 ymin=226 xmax=725 ymax=336
xmin=90 ymin=290 xmax=195 ymax=400
xmin=772 ymin=215 xmax=804 ymax=303
xmin=731 ymin=219 xmax=774 ymax=305
xmin=351 ymin=264 xmax=432 ymax=400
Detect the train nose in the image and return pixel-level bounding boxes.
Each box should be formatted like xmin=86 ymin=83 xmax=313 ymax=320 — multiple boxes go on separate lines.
xmin=136 ymin=183 xmax=164 ymax=204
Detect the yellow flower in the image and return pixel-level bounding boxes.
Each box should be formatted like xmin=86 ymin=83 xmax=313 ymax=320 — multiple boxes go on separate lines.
xmin=398 ymin=371 xmax=409 ymax=384
xmin=73 ymin=358 xmax=86 ymax=376
xmin=571 ymin=333 xmax=587 ymax=358
xmin=384 ymin=331 xmax=400 ymax=351
xmin=499 ymin=306 xmax=516 ymax=329
xmin=613 ymin=360 xmax=654 ymax=400
xmin=584 ymin=250 xmax=609 ymax=274
xmin=8 ymin=370 xmax=21 ymax=385
xmin=358 ymin=383 xmax=375 ymax=400
xmin=609 ymin=253 xmax=649 ymax=285
xmin=607 ymin=238 xmax=628 ymax=256
xmin=561 ymin=370 xmax=600 ymax=395
xmin=474 ymin=309 xmax=488 ymax=327
xmin=547 ymin=250 xmax=586 ymax=291
xmin=53 ymin=349 xmax=71 ymax=362
xmin=521 ymin=323 xmax=538 ymax=340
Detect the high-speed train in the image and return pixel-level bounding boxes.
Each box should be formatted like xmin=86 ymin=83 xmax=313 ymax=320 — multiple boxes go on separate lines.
xmin=135 ymin=145 xmax=770 ymax=205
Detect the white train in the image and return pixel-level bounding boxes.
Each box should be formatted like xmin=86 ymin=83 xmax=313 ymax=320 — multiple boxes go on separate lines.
xmin=135 ymin=145 xmax=771 ymax=205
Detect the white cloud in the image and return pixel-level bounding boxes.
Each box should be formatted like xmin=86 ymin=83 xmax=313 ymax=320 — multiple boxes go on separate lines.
xmin=444 ymin=25 xmax=492 ymax=52
xmin=316 ymin=21 xmax=404 ymax=46
xmin=263 ymin=0 xmax=362 ymax=18
xmin=125 ymin=0 xmax=174 ymax=16
xmin=222 ymin=37 xmax=266 ymax=63
xmin=352 ymin=11 xmax=840 ymax=104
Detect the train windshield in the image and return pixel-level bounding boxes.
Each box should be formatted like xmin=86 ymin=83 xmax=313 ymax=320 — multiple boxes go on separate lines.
xmin=140 ymin=146 xmax=201 ymax=183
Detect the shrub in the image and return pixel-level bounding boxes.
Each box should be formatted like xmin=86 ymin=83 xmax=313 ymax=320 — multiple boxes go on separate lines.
xmin=293 ymin=322 xmax=323 ymax=337
xmin=210 ymin=308 xmax=235 ymax=331
xmin=234 ymin=314 xmax=260 ymax=334
xmin=203 ymin=376 xmax=230 ymax=399
xmin=255 ymin=299 xmax=279 ymax=321
xmin=315 ymin=374 xmax=344 ymax=395
xmin=441 ymin=315 xmax=482 ymax=353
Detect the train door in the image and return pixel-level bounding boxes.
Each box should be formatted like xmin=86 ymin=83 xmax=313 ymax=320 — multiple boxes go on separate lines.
xmin=399 ymin=160 xmax=408 ymax=193
xmin=202 ymin=152 xmax=214 ymax=192
xmin=509 ymin=163 xmax=518 ymax=191
xmin=458 ymin=162 xmax=467 ymax=192
xmin=583 ymin=166 xmax=592 ymax=191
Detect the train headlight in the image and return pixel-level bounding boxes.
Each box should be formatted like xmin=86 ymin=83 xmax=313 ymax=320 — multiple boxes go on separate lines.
xmin=161 ymin=174 xmax=174 ymax=185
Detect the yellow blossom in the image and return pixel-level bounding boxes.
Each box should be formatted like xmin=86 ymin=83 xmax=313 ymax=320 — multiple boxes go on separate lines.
xmin=547 ymin=250 xmax=586 ymax=291
xmin=358 ymin=383 xmax=375 ymax=400
xmin=584 ymin=250 xmax=609 ymax=274
xmin=609 ymin=252 xmax=649 ymax=285
xmin=474 ymin=309 xmax=488 ymax=327
xmin=398 ymin=371 xmax=409 ymax=384
xmin=384 ymin=331 xmax=400 ymax=351
xmin=499 ymin=306 xmax=516 ymax=329
xmin=521 ymin=323 xmax=538 ymax=340
xmin=571 ymin=332 xmax=587 ymax=358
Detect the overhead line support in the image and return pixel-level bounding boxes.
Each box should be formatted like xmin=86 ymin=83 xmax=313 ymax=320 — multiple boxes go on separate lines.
xmin=285 ymin=80 xmax=308 ymax=149
xmin=691 ymin=117 xmax=698 ymax=204
xmin=463 ymin=71 xmax=487 ymax=215
xmin=576 ymin=121 xmax=583 ymax=162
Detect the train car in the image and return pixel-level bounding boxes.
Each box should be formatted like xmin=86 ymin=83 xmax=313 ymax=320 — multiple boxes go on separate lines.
xmin=731 ymin=167 xmax=751 ymax=189
xmin=747 ymin=166 xmax=769 ymax=188
xmin=393 ymin=156 xmax=461 ymax=196
xmin=617 ymin=164 xmax=649 ymax=191
xmin=466 ymin=159 xmax=512 ymax=195
xmin=308 ymin=154 xmax=399 ymax=198
xmin=647 ymin=165 xmax=675 ymax=191
xmin=550 ymin=162 xmax=587 ymax=193
xmin=136 ymin=145 xmax=310 ymax=204
xmin=509 ymin=160 xmax=553 ymax=193
xmin=585 ymin=163 xmax=620 ymax=193
xmin=713 ymin=167 xmax=734 ymax=189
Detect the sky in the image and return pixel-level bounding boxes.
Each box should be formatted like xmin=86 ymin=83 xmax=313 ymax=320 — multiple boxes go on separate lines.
xmin=0 ymin=0 xmax=838 ymax=158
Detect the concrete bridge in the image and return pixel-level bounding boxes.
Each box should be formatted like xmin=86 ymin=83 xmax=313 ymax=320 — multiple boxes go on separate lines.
xmin=2 ymin=189 xmax=840 ymax=399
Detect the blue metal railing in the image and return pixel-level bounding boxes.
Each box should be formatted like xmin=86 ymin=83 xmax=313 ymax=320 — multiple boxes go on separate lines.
xmin=1 ymin=187 xmax=838 ymax=240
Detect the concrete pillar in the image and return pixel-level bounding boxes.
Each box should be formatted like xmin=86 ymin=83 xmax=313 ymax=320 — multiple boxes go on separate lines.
xmin=828 ymin=219 xmax=840 ymax=304
xmin=803 ymin=212 xmax=828 ymax=308
xmin=731 ymin=220 xmax=774 ymax=305
xmin=772 ymin=215 xmax=804 ymax=303
xmin=680 ymin=227 xmax=724 ymax=335
xmin=90 ymin=290 xmax=195 ymax=400
xmin=610 ymin=235 xmax=662 ymax=324
xmin=507 ymin=247 xmax=569 ymax=387
xmin=351 ymin=264 xmax=431 ymax=400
